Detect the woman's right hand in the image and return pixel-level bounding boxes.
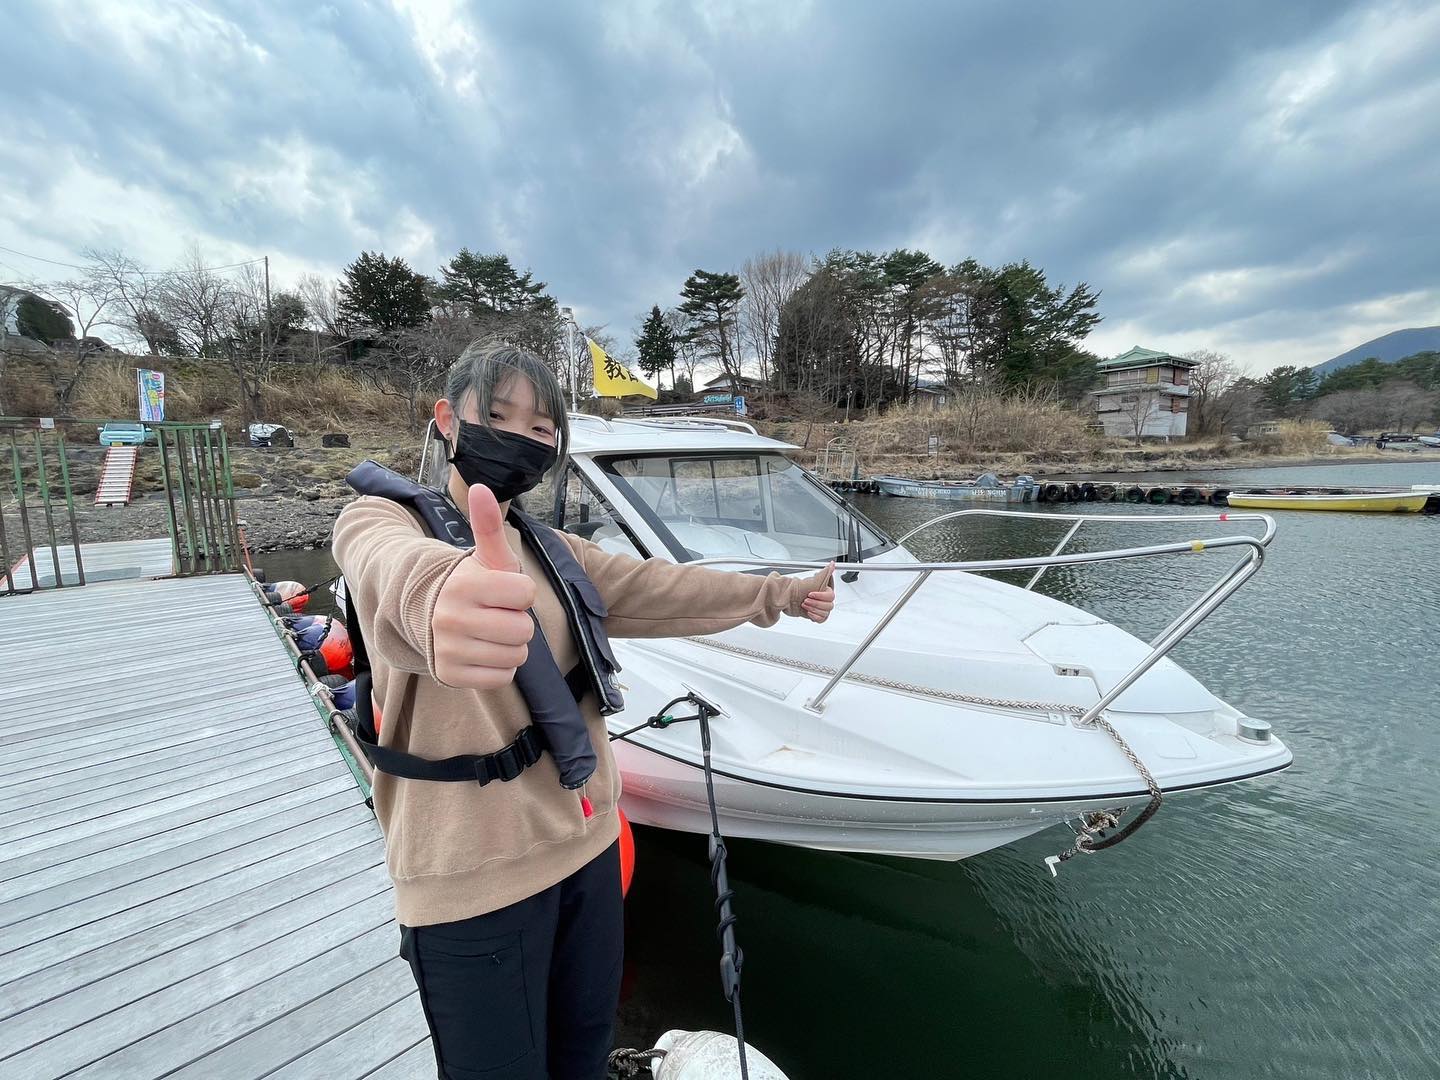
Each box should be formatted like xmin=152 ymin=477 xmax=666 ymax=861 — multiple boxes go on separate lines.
xmin=430 ymin=484 xmax=536 ymax=689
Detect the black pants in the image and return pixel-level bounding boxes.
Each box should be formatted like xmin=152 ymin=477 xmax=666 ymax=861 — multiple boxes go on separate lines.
xmin=400 ymin=842 xmax=624 ymax=1080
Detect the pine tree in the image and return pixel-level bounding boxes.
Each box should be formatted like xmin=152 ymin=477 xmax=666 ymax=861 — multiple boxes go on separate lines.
xmin=678 ymin=269 xmax=745 ymax=390
xmin=337 ymin=252 xmax=431 ymax=334
xmin=634 ymin=305 xmax=677 ymax=388
xmin=437 ymin=249 xmax=546 ymax=317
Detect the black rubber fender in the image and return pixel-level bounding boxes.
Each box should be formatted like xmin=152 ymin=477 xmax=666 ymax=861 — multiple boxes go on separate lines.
xmin=1147 ymin=487 xmax=1171 ymax=504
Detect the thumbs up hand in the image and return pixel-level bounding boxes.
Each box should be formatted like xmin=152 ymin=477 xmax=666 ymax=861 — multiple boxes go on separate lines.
xmin=430 ymin=484 xmax=537 ymax=689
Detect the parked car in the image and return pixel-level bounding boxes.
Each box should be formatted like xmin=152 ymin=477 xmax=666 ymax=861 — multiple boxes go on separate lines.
xmin=97 ymin=422 xmax=155 ymax=446
xmin=247 ymin=422 xmax=295 ymax=448
xmin=1375 ymin=432 xmax=1424 ymax=451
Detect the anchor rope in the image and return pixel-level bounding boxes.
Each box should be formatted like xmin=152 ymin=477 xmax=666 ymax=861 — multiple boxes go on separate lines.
xmin=675 ymin=637 xmax=1166 ymax=872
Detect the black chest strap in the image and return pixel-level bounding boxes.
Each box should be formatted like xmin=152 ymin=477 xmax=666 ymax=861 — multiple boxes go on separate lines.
xmin=343 ymin=589 xmax=590 ymax=788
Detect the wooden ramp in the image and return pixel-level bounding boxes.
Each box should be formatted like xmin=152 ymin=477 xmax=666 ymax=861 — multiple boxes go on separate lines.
xmin=0 ymin=573 xmax=432 ymax=1078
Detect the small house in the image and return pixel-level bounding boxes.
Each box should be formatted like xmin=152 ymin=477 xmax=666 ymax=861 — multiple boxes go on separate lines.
xmin=1090 ymin=346 xmax=1196 ymax=439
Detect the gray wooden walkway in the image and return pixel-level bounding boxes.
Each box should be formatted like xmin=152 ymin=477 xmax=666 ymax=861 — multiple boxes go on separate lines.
xmin=7 ymin=537 xmax=179 ymax=589
xmin=0 ymin=572 xmax=433 ymax=1078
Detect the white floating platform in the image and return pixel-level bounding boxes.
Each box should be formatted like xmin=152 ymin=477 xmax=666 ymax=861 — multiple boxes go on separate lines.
xmin=6 ymin=537 xmax=177 ymax=589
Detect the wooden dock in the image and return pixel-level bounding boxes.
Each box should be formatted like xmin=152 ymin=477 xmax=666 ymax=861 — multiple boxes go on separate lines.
xmin=0 ymin=555 xmax=432 ymax=1078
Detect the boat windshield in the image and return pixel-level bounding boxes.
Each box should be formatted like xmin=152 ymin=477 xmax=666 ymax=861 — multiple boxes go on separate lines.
xmin=598 ymin=452 xmax=892 ymax=564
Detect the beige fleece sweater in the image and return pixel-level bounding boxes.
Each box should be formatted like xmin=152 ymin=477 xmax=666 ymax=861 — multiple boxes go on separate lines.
xmin=332 ymin=495 xmax=822 ymax=926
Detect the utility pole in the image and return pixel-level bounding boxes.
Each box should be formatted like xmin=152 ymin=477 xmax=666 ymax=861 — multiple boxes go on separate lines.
xmin=561 ymin=306 xmax=578 ymax=412
xmin=261 ymin=255 xmax=273 ymax=364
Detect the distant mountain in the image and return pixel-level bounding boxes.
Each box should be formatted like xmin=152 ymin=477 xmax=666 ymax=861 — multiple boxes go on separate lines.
xmin=1311 ymin=326 xmax=1440 ymax=378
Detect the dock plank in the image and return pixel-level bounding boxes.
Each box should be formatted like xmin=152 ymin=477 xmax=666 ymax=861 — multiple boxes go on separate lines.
xmin=363 ymin=1040 xmax=439 ymax=1079
xmin=0 ymin=839 xmax=384 ymax=1011
xmin=0 ymin=572 xmax=426 ymax=1077
xmin=1 ymin=800 xmax=370 ymax=935
xmin=0 ymin=780 xmax=356 ymax=905
xmin=1 ymin=869 xmax=392 ymax=1056
xmin=0 ymin=831 xmax=379 ymax=999
xmin=164 ymin=956 xmax=417 ymax=1078
xmin=267 ymin=992 xmax=431 ymax=1079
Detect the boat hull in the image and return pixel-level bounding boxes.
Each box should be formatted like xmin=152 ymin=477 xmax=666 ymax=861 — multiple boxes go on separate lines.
xmin=873 ymin=476 xmax=1036 ymax=502
xmin=1226 ymin=492 xmax=1428 ymax=512
xmin=613 ymin=737 xmax=1288 ymax=860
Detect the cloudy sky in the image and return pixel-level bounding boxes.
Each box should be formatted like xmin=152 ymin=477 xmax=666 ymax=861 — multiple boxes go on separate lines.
xmin=1 ymin=0 xmax=1437 ymax=373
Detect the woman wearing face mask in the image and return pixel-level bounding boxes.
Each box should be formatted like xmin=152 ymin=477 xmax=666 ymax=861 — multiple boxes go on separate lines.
xmin=332 ymin=343 xmax=834 ymax=1080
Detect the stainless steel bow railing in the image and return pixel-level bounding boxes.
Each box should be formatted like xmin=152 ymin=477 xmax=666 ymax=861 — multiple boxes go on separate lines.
xmin=691 ymin=509 xmax=1276 ymax=719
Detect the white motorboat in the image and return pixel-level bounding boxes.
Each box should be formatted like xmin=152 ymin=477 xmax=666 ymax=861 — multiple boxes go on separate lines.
xmin=363 ymin=415 xmax=1292 ymax=865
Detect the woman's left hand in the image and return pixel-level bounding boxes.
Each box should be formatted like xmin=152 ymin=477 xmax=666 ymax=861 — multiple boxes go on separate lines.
xmin=800 ymin=562 xmax=836 ymax=624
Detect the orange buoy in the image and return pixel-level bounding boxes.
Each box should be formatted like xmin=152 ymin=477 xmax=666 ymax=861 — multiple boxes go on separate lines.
xmin=318 ymin=619 xmax=354 ymax=679
xmin=619 ymin=808 xmax=635 ymax=897
xmin=273 ymin=580 xmax=310 ymax=613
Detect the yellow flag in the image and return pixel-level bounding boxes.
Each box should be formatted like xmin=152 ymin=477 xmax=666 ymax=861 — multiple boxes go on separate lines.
xmin=588 ymin=338 xmax=657 ymax=400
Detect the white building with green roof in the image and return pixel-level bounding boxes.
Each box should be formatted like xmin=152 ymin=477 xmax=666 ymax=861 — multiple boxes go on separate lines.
xmin=1090 ymin=345 xmax=1197 ymax=439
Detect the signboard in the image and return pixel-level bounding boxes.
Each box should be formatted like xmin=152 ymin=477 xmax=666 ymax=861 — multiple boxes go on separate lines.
xmin=137 ymin=369 xmax=165 ymax=422
xmin=734 ymin=395 xmax=747 ymax=416
xmin=927 ymin=434 xmax=939 ymax=456
xmin=703 ymin=393 xmax=734 ymax=405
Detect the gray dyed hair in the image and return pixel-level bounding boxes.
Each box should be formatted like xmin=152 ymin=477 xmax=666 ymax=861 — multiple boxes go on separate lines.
xmin=444 ymin=342 xmax=571 ymax=465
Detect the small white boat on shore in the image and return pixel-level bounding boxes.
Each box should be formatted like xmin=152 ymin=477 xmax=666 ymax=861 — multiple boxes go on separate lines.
xmin=873 ymin=473 xmax=1039 ymax=503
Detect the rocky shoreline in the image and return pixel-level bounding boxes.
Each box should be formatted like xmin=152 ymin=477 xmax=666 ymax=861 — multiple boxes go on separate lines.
xmin=6 ymin=442 xmax=1434 ymax=558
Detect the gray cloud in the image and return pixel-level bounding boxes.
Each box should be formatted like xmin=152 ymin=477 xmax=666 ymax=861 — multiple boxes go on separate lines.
xmin=1 ymin=0 xmax=1435 ymax=370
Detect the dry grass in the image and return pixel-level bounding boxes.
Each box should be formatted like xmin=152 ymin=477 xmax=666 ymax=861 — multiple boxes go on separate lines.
xmin=767 ymin=387 xmax=1105 ymax=474
xmin=1247 ymin=419 xmax=1333 ymax=456
xmin=56 ymin=357 xmax=426 ymax=434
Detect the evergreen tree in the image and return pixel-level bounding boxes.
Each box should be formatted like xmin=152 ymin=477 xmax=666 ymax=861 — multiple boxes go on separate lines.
xmin=337 ymin=251 xmax=431 ymax=334
xmin=1258 ymin=365 xmax=1319 ymax=417
xmin=634 ymin=305 xmax=677 ymax=387
xmin=437 ymin=249 xmax=546 ymax=317
xmin=678 ymin=269 xmax=745 ymax=389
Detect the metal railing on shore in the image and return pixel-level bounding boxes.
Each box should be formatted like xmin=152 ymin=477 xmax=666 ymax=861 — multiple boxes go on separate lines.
xmin=691 ymin=509 xmax=1275 ymax=719
xmin=0 ymin=416 xmax=242 ymax=593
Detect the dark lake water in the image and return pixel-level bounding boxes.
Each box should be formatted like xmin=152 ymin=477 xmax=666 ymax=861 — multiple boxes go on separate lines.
xmin=264 ymin=461 xmax=1440 ymax=1079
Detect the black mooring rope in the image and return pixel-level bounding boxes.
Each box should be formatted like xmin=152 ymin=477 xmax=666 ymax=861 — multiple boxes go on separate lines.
xmin=610 ymin=693 xmax=752 ymax=1079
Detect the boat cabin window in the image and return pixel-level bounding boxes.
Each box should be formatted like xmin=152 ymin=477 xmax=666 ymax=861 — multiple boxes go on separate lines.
xmin=599 ymin=453 xmax=891 ymax=563
xmin=540 ymin=465 xmax=649 ymax=559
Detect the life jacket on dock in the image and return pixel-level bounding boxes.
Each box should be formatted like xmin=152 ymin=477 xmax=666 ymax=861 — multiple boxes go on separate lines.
xmin=342 ymin=460 xmax=624 ymax=791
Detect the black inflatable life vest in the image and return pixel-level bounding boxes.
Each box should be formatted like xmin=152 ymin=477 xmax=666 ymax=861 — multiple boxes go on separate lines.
xmin=341 ymin=460 xmax=624 ymax=790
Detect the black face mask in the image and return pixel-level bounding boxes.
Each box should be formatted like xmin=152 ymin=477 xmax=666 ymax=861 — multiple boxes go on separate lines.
xmin=443 ymin=420 xmax=557 ymax=503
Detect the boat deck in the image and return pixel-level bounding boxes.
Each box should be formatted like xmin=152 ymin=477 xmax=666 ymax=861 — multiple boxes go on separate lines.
xmin=0 ymin=570 xmax=431 ymax=1078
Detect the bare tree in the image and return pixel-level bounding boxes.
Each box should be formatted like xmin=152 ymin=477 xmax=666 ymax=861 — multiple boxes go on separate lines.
xmin=158 ymin=244 xmax=231 ymax=358
xmin=364 ymin=314 xmax=471 ymax=431
xmin=1184 ymin=349 xmax=1239 ymax=436
xmin=1376 ymin=380 xmax=1438 ymax=431
xmin=1312 ymin=388 xmax=1383 ymax=434
xmin=216 ymin=264 xmax=276 ymax=423
xmin=739 ymin=250 xmax=809 ymax=394
xmin=33 ymin=272 xmax=124 ymax=412
xmin=83 ymin=248 xmax=172 ymax=354
xmin=1116 ymin=392 xmax=1161 ymax=444
xmin=663 ymin=308 xmax=700 ymax=393
xmin=295 ymin=271 xmax=353 ymax=362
